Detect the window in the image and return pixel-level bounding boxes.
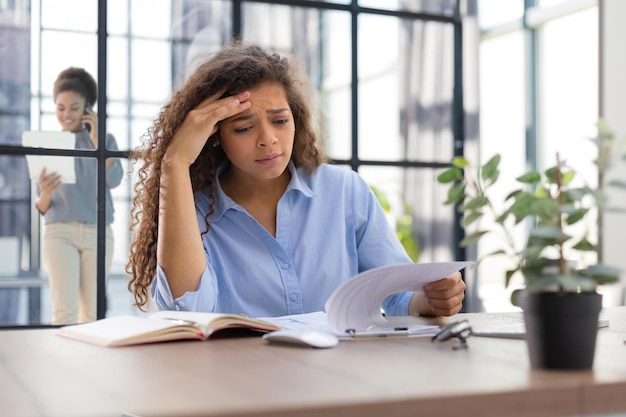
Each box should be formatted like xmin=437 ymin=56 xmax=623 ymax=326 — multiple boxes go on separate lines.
xmin=0 ymin=0 xmax=466 ymax=325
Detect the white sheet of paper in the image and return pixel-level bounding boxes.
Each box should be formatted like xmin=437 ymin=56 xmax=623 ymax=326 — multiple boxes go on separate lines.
xmin=259 ymin=311 xmax=440 ymax=338
xmin=324 ymin=261 xmax=474 ymax=333
xmin=23 ymin=131 xmax=76 ymax=184
xmin=259 ymin=311 xmax=333 ymax=333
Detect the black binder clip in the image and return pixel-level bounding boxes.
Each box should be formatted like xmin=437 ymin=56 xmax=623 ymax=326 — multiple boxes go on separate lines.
xmin=431 ymin=320 xmax=473 ymax=350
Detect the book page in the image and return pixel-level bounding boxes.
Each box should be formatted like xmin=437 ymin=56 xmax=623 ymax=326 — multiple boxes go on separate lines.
xmin=148 ymin=310 xmax=280 ymax=335
xmin=23 ymin=131 xmax=76 ymax=184
xmin=57 ymin=315 xmax=198 ymax=347
xmin=325 ymin=261 xmax=474 ymax=333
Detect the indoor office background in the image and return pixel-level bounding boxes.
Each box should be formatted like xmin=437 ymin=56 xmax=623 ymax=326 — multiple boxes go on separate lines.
xmin=0 ymin=0 xmax=623 ymax=326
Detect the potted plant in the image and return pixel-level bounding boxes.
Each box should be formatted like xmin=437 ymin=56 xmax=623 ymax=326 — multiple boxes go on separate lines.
xmin=436 ymin=120 xmax=625 ymax=370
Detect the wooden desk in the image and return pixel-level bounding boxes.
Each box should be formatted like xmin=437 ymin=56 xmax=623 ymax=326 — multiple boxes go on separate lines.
xmin=2 ymin=307 xmax=626 ymax=417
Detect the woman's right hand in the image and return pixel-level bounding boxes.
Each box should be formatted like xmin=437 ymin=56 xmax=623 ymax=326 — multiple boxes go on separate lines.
xmin=38 ymin=167 xmax=62 ymax=195
xmin=164 ymin=91 xmax=251 ymax=167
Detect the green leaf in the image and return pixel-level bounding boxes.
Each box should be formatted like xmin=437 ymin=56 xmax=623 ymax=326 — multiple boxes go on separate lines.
xmin=582 ymin=263 xmax=621 ymax=285
xmin=459 ymin=230 xmax=488 ymax=247
xmin=461 ymin=195 xmax=489 ymax=211
xmin=530 ymin=198 xmax=559 ymax=220
xmin=481 ymin=154 xmax=501 ymax=182
xmin=544 ymin=167 xmax=559 ymax=184
xmin=528 ymin=226 xmax=570 ymax=240
xmin=436 ymin=167 xmax=463 ymax=184
xmin=565 ymin=208 xmax=587 ymax=225
xmin=444 ymin=183 xmax=466 ymax=205
xmin=504 ymin=189 xmax=524 ymax=201
xmin=565 ymin=187 xmax=591 ymax=202
xmin=516 ymin=171 xmax=540 ymax=184
xmin=461 ymin=211 xmax=483 ymax=227
xmin=535 ymin=186 xmax=549 ymax=198
xmin=597 ymin=118 xmax=614 ymax=139
xmin=571 ymin=238 xmax=596 ymax=252
xmin=452 ymin=156 xmax=469 ymax=168
xmin=505 ymin=269 xmax=520 ymax=288
xmin=562 ymin=171 xmax=575 ymax=185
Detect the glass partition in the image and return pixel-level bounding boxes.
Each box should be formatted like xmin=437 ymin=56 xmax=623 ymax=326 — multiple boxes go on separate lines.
xmin=0 ymin=0 xmax=464 ymax=325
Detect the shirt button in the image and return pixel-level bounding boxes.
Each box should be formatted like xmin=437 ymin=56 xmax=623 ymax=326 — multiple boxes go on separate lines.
xmin=175 ymin=305 xmax=181 ymax=311
xmin=282 ymin=263 xmax=288 ymax=269
xmin=291 ymin=295 xmax=297 ymax=301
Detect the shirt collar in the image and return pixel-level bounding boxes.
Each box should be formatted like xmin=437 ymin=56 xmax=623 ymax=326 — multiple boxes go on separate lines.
xmin=209 ymin=161 xmax=315 ymax=222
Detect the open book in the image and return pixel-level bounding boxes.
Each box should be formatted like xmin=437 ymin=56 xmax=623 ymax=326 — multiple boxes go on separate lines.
xmin=57 ymin=311 xmax=281 ymax=347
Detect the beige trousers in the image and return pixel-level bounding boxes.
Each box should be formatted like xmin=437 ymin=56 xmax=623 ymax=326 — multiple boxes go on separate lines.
xmin=43 ymin=222 xmax=113 ymax=325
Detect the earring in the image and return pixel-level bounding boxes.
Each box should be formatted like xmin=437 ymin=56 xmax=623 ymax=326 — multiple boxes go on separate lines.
xmin=212 ymin=140 xmax=219 ymax=148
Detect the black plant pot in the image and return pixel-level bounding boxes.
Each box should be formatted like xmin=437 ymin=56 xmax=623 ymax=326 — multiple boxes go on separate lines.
xmin=521 ymin=291 xmax=602 ymax=370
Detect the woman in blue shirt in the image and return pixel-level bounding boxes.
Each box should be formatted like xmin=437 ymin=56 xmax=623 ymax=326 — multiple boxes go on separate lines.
xmin=127 ymin=43 xmax=465 ymax=318
xmin=36 ymin=67 xmax=123 ymax=324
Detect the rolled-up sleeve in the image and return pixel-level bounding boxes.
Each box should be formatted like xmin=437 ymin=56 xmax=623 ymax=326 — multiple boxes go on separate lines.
xmin=151 ymin=264 xmax=218 ymax=312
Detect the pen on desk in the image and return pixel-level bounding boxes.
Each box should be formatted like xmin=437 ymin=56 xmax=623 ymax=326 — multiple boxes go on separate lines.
xmin=345 ymin=327 xmax=411 ymax=338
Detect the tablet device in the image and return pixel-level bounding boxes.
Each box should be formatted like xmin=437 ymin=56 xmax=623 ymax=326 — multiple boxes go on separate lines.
xmin=22 ymin=131 xmax=76 ymax=184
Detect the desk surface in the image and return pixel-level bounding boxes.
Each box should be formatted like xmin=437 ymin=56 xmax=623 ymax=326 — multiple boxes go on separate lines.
xmin=2 ymin=307 xmax=626 ymax=417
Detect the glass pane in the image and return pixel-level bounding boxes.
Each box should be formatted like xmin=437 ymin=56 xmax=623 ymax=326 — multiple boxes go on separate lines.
xmin=319 ymin=11 xmax=352 ymax=161
xmin=106 ymin=114 xmax=129 ymax=153
xmin=358 ymin=15 xmax=454 ymax=162
xmin=170 ymin=0 xmax=232 ymax=85
xmin=0 ymin=24 xmax=30 ymax=135
xmin=477 ymin=0 xmax=524 ymax=29
xmin=107 ymin=36 xmax=129 ymax=101
xmin=40 ymin=33 xmax=98 ymax=88
xmin=241 ymin=3 xmax=295 ymax=50
xmin=130 ymin=39 xmax=172 ymax=103
xmin=41 ymin=0 xmax=97 ymax=31
xmin=358 ymin=165 xmax=456 ymax=263
xmin=240 ymin=5 xmax=353 ymax=161
xmin=539 ymin=7 xmax=598 ymax=182
xmin=131 ymin=0 xmax=172 ymax=39
xmin=0 ymin=116 xmax=29 ymax=146
xmin=539 ymin=0 xmax=571 ymax=6
xmin=108 ymin=0 xmax=129 ymax=36
xmin=359 ymin=0 xmax=456 ymax=15
xmin=39 ymin=155 xmax=101 ymax=325
xmin=478 ymin=30 xmax=525 ymax=312
xmin=0 ymin=155 xmax=33 ymax=326
xmin=0 ymin=154 xmax=106 ymax=325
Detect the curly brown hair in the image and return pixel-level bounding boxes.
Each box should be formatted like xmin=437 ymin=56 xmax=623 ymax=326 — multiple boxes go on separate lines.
xmin=126 ymin=42 xmax=327 ymax=309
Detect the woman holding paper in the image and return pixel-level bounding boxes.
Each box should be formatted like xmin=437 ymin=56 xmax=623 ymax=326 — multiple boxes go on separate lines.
xmin=36 ymin=67 xmax=123 ymax=325
xmin=127 ymin=43 xmax=465 ymax=318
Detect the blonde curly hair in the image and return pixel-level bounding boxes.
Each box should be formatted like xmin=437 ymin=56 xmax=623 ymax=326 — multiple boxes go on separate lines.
xmin=126 ymin=42 xmax=326 ymax=309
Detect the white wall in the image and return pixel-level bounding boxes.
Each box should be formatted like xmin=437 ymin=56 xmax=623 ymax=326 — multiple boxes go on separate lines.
xmin=600 ymin=0 xmax=626 ymax=305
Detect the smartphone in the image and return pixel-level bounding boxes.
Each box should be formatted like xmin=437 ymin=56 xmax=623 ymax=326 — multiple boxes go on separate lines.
xmin=84 ymin=104 xmax=93 ymax=132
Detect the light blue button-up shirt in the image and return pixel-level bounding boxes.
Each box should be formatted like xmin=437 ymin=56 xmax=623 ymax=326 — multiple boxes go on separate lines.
xmin=152 ymin=162 xmax=413 ymax=318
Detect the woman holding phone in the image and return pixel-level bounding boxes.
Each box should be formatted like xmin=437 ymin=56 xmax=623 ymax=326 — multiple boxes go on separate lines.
xmin=36 ymin=67 xmax=123 ymax=325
